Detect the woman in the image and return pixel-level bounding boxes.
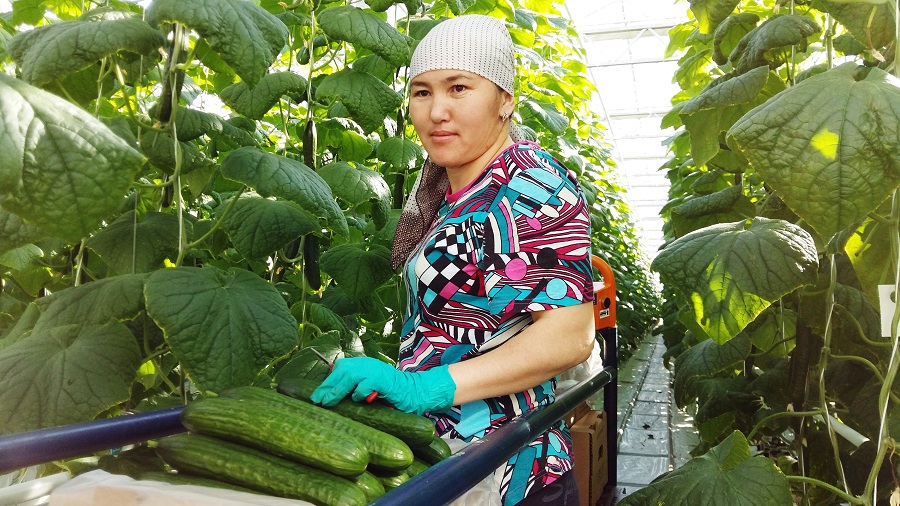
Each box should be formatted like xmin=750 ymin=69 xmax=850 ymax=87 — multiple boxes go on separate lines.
xmin=312 ymin=14 xmax=596 ymax=505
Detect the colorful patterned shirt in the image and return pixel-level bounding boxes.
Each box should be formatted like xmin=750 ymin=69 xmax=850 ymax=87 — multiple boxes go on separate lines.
xmin=399 ymin=141 xmax=594 ymax=504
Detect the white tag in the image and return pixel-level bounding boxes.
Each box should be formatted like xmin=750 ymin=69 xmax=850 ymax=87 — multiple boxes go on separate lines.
xmin=879 ymin=285 xmax=897 ymax=338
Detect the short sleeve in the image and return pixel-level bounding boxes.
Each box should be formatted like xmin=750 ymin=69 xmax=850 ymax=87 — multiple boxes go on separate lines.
xmin=480 ymin=150 xmax=593 ymax=317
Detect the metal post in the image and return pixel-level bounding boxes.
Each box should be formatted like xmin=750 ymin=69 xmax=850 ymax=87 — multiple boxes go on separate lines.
xmin=600 ymin=326 xmax=618 ymax=493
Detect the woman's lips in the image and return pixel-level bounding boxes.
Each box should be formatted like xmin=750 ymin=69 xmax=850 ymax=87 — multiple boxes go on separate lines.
xmin=430 ymin=131 xmax=456 ymax=142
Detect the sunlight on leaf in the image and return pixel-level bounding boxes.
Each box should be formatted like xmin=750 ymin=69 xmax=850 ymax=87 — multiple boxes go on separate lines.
xmin=652 ymin=218 xmax=818 ymax=344
xmin=727 ymin=64 xmax=900 ymax=239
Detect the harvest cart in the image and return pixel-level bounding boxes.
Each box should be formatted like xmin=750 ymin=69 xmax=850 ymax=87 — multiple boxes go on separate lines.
xmin=0 ymin=255 xmax=619 ymax=506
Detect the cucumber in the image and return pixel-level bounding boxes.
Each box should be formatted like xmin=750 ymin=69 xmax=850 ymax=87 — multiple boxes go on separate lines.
xmin=406 ymin=458 xmax=431 ymax=478
xmin=277 ymin=377 xmax=436 ymax=447
xmin=138 ymin=470 xmax=260 ymax=494
xmin=413 ymin=435 xmax=452 ymax=465
xmin=156 ymin=433 xmax=367 ymax=506
xmin=352 ymin=470 xmax=385 ymax=501
xmin=180 ymin=396 xmax=368 ymax=477
xmin=220 ymin=385 xmax=413 ymax=471
xmin=370 ymin=468 xmax=410 ymax=491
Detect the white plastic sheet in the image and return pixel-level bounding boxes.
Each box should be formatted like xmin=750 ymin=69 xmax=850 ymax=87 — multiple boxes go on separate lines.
xmin=48 ymin=470 xmax=313 ymax=506
xmin=444 ymin=438 xmax=502 ymax=506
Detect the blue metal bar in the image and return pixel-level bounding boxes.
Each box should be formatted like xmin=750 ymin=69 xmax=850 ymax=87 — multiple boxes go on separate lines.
xmin=370 ymin=365 xmax=617 ymax=506
xmin=0 ymin=406 xmax=185 ymax=473
xmin=600 ymin=326 xmax=618 ymax=493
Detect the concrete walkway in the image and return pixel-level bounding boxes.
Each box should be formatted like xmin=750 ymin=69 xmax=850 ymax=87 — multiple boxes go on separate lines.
xmin=600 ymin=333 xmax=698 ymax=504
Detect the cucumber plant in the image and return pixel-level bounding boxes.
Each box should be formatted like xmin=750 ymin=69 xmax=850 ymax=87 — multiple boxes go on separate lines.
xmin=633 ymin=0 xmax=900 ymax=504
xmin=0 ymin=0 xmax=659 ymax=460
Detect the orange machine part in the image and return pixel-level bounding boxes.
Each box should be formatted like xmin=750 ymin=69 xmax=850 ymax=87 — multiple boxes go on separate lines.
xmin=591 ymin=255 xmax=616 ymax=330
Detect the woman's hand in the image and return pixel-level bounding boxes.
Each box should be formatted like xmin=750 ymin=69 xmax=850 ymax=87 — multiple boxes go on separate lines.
xmin=310 ymin=357 xmax=457 ymax=416
xmin=448 ymin=302 xmax=596 ymax=405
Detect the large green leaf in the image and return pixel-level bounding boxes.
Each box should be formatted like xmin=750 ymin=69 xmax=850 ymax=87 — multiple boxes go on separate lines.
xmin=219 ymin=72 xmax=307 ymax=120
xmin=167 ymin=107 xmax=224 ymax=142
xmin=146 ymin=0 xmax=288 ymax=88
xmin=674 ymin=332 xmax=751 ymax=407
xmin=320 ymin=244 xmax=393 ymax=301
xmin=220 ymin=147 xmax=348 ymax=236
xmin=680 ymin=67 xmax=784 ymax=166
xmin=815 ymin=0 xmax=895 ymax=49
xmin=319 ymin=162 xmax=391 ymax=229
xmin=87 ymin=211 xmax=181 ymax=275
xmin=144 ymin=266 xmax=299 ymax=393
xmin=520 ymin=99 xmax=568 ymax=136
xmin=689 ymin=0 xmax=740 ymax=34
xmin=0 ymin=320 xmax=141 ymax=433
xmin=218 ymin=194 xmax=320 ymax=260
xmin=0 ymin=74 xmax=145 ymax=242
xmin=376 ymin=136 xmax=424 ymax=171
xmin=6 ymin=10 xmax=164 ymax=85
xmin=318 ymin=6 xmax=411 ymax=67
xmin=140 ymin=130 xmax=215 ymax=175
xmin=712 ymin=12 xmax=760 ymax=65
xmin=445 ymin=0 xmax=477 ymax=15
xmin=316 ymin=69 xmax=403 ymax=133
xmin=729 ymin=15 xmax=821 ymax=74
xmin=670 ymin=185 xmax=755 ymax=237
xmin=318 ymin=118 xmax=373 ymax=163
xmin=31 ymin=274 xmax=148 ymax=335
xmin=0 ymin=204 xmax=42 ymax=256
xmin=618 ymin=431 xmax=792 ymax=506
xmin=727 ymin=64 xmax=900 ymax=239
xmin=651 ymin=218 xmax=818 ymax=344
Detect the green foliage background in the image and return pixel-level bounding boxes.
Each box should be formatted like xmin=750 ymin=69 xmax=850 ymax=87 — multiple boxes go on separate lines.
xmin=0 ymin=0 xmax=659 ymax=448
xmin=633 ymin=0 xmax=900 ymax=504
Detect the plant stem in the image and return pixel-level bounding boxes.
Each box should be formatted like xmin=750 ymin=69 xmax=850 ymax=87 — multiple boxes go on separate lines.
xmin=818 ymin=253 xmax=851 ymax=492
xmin=185 ymin=186 xmax=246 ymax=250
xmin=73 ymin=238 xmax=87 ymax=287
xmin=864 ymin=187 xmax=900 ymax=503
xmin=748 ymin=409 xmax=824 ymax=440
xmin=833 ymin=304 xmax=892 ymax=347
xmin=786 ymin=476 xmax=865 ymax=505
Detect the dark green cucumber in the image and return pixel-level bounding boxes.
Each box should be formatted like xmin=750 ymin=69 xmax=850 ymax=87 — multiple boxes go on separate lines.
xmin=370 ymin=468 xmax=410 ymax=491
xmin=352 ymin=470 xmax=385 ymax=501
xmin=180 ymin=396 xmax=368 ymax=476
xmin=405 ymin=458 xmax=431 ymax=478
xmin=138 ymin=471 xmax=260 ymax=494
xmin=277 ymin=377 xmax=436 ymax=447
xmin=220 ymin=385 xmax=413 ymax=471
xmin=156 ymin=433 xmax=367 ymax=506
xmin=413 ymin=435 xmax=452 ymax=465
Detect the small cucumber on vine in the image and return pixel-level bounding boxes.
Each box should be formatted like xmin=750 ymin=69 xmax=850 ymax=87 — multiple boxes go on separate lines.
xmin=303 ymin=235 xmax=321 ymax=290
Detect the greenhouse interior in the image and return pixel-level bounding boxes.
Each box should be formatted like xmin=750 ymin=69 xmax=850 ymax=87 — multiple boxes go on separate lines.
xmin=1 ymin=0 xmax=900 ymax=505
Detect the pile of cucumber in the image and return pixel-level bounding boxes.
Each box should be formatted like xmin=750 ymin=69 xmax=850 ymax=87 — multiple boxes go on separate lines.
xmin=153 ymin=378 xmax=452 ymax=506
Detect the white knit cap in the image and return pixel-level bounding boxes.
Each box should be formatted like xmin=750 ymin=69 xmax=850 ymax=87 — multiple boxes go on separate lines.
xmin=409 ymin=15 xmax=515 ymax=96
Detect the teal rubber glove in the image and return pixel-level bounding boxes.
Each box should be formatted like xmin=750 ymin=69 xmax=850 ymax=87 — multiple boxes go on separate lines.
xmin=310 ymin=357 xmax=456 ymax=416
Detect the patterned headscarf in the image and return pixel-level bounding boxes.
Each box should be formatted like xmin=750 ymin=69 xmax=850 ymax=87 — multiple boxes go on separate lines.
xmin=390 ymin=15 xmax=522 ymax=271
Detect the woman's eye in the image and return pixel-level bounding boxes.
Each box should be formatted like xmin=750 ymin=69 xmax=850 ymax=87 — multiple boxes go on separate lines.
xmin=413 ymin=89 xmax=429 ymax=97
xmin=452 ymin=85 xmax=467 ymax=93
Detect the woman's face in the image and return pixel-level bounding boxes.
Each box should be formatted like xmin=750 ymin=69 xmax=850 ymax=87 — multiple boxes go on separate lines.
xmin=409 ymin=69 xmax=513 ymax=182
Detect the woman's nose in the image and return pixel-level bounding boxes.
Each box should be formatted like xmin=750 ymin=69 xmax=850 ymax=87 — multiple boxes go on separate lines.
xmin=429 ymin=94 xmax=451 ymax=122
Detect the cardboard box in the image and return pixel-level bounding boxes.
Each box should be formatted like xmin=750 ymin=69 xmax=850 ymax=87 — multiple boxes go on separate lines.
xmin=570 ymin=410 xmax=608 ymax=506
xmin=563 ymin=401 xmax=592 ymax=429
